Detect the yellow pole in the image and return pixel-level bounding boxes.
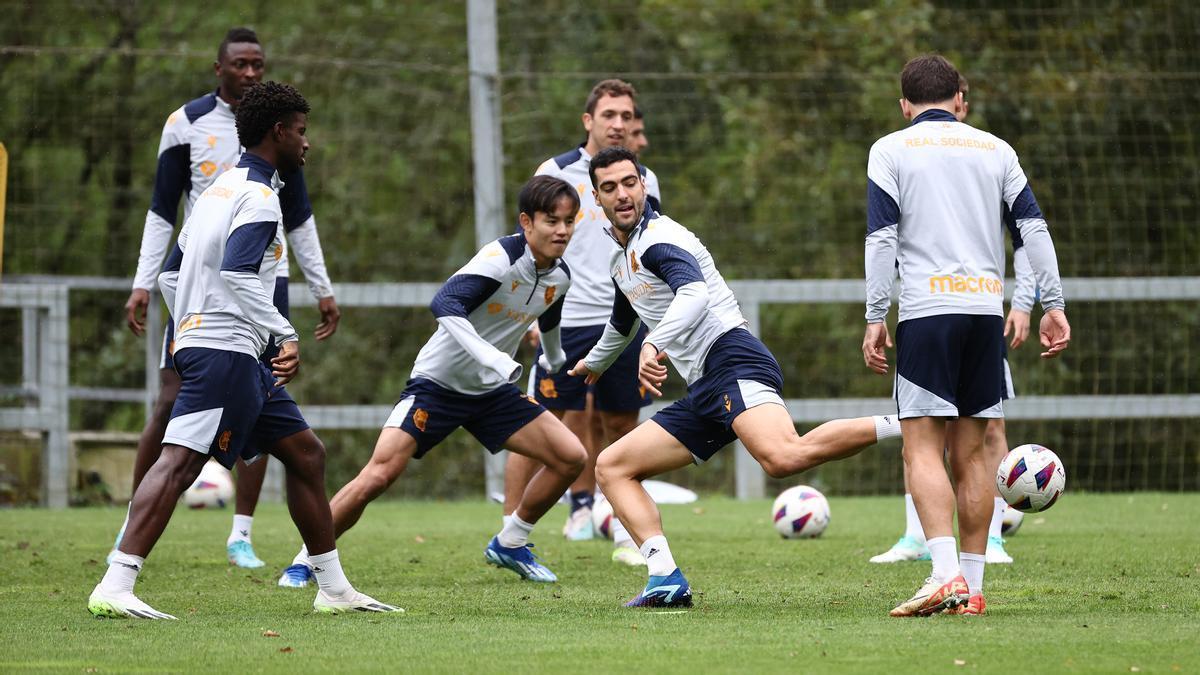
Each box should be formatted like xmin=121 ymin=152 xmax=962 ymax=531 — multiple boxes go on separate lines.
xmin=0 ymin=142 xmax=7 ymax=280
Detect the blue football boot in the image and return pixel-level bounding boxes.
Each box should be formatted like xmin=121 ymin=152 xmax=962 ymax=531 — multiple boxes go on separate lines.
xmin=625 ymin=568 xmax=693 ymax=608
xmin=484 ymin=537 xmax=558 ymax=583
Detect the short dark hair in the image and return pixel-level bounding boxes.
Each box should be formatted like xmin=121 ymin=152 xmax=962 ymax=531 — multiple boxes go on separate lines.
xmin=218 ymin=27 xmax=260 ymax=62
xmin=900 ymin=54 xmax=961 ymax=105
xmin=518 ymin=175 xmax=579 ymax=221
xmin=589 ymin=146 xmax=639 ymax=188
xmin=235 ymin=81 xmax=310 ymax=148
xmin=633 ymin=105 xmax=644 ymax=120
xmin=585 ymin=79 xmax=637 ymax=115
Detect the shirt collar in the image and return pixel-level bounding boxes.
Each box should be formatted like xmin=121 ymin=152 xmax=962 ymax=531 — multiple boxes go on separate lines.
xmin=236 ymin=152 xmax=283 ymax=191
xmin=603 ymin=205 xmax=658 ymax=249
xmin=912 ymin=108 xmax=958 ymax=125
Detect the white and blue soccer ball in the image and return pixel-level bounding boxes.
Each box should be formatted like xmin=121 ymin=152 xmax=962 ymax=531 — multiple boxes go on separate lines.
xmin=1000 ymin=504 xmax=1025 ymax=536
xmin=183 ymin=460 xmax=234 ymax=509
xmin=771 ymin=485 xmax=830 ymax=538
xmin=591 ymin=497 xmax=615 ymax=540
xmin=996 ymin=444 xmax=1066 ymax=513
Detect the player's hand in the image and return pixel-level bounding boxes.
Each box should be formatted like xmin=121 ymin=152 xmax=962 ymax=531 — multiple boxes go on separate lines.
xmin=315 ymin=296 xmax=341 ymax=340
xmin=524 ymin=326 xmax=541 ymax=350
xmin=1004 ymin=309 xmax=1031 ymax=349
xmin=862 ymin=322 xmax=892 ymax=375
xmin=124 ymin=288 xmax=150 ymax=336
xmin=1038 ymin=309 xmax=1070 ymax=359
xmin=638 ymin=343 xmax=668 ymax=397
xmin=567 ymin=359 xmax=601 ymax=385
xmin=272 ymin=340 xmax=301 ymax=385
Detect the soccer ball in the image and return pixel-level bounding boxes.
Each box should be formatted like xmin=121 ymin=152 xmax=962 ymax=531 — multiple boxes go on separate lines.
xmin=771 ymin=485 xmax=830 ymax=538
xmin=591 ymin=497 xmax=615 ymax=540
xmin=996 ymin=444 xmax=1066 ymax=513
xmin=183 ymin=460 xmax=234 ymax=509
xmin=1000 ymin=504 xmax=1024 ymax=536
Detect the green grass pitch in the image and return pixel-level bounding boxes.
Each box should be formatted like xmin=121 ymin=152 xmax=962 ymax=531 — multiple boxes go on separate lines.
xmin=0 ymin=493 xmax=1196 ymax=673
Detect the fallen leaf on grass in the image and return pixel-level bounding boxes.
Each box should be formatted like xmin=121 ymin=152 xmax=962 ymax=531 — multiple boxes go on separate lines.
xmin=692 ymin=507 xmax=705 ymax=515
xmin=954 ymin=659 xmax=966 ymax=666
xmin=279 ymin=647 xmax=294 ymax=653
xmin=263 ymin=630 xmax=280 ymax=638
xmin=414 ymin=535 xmax=426 ymax=543
xmin=17 ymin=541 xmax=29 ymax=550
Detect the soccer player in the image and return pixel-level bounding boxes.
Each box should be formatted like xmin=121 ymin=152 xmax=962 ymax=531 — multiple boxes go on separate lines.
xmin=570 ymin=147 xmax=902 ymax=608
xmin=870 ymin=74 xmax=1037 ymax=567
xmin=863 ymin=55 xmax=1070 ymax=616
xmin=277 ymin=175 xmax=587 ymax=587
xmin=628 ymin=106 xmax=650 ymax=156
xmin=89 ymin=82 xmax=396 ymax=619
xmin=117 ymin=27 xmax=341 ymax=569
xmin=504 ymin=80 xmax=662 ymax=555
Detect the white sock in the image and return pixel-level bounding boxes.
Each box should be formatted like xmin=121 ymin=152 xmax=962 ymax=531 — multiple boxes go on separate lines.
xmin=100 ymin=552 xmax=144 ymax=594
xmin=988 ymin=497 xmax=1006 ymax=540
xmin=960 ymin=552 xmax=985 ymax=595
xmin=228 ymin=514 xmax=253 ymax=545
xmin=308 ymin=549 xmax=352 ymax=597
xmin=873 ymin=414 xmax=902 ymax=441
xmin=926 ymin=536 xmax=959 ymax=583
xmin=497 ymin=513 xmax=534 ymax=548
xmin=640 ymin=535 xmax=677 ymax=577
xmin=903 ymin=494 xmax=925 ymax=543
xmin=291 ymin=545 xmax=310 ymax=568
xmin=611 ymin=516 xmax=635 ymax=548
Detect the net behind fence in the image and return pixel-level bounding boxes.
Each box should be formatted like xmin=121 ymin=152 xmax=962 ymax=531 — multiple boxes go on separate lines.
xmin=1 ymin=1 xmax=1197 ymax=503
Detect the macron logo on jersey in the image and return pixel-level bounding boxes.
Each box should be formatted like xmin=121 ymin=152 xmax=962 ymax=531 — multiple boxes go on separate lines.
xmin=928 ymin=275 xmax=1004 ymax=296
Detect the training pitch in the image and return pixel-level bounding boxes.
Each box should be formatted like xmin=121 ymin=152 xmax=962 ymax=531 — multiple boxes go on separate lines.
xmin=1 ymin=493 xmax=1196 ymax=673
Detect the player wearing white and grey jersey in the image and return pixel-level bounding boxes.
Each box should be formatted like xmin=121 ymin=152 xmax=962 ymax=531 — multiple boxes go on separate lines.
xmin=278 ymin=176 xmax=588 ymax=589
xmin=862 ymin=55 xmax=1071 ymax=618
xmin=571 ymin=147 xmax=902 ymax=609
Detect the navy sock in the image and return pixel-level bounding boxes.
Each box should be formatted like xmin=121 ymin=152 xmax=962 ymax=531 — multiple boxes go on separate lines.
xmin=569 ymin=491 xmax=594 ymax=514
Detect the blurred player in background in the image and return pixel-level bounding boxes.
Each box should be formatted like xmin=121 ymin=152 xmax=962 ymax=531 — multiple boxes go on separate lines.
xmin=90 ymin=82 xmax=396 ymax=618
xmin=115 ymin=27 xmax=341 ymax=569
xmin=571 ymin=148 xmax=902 ymax=608
xmin=278 ymin=176 xmax=586 ymax=588
xmin=863 ymin=55 xmax=1070 ymax=617
xmin=504 ymin=80 xmax=662 ymax=562
xmin=869 ymin=73 xmax=1036 ymax=567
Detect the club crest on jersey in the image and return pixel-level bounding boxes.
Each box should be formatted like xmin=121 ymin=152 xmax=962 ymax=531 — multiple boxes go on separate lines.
xmin=218 ymin=430 xmax=232 ymax=452
xmin=274 ymin=244 xmax=283 ymax=261
xmin=630 ymin=251 xmax=639 ymax=273
xmin=544 ymin=286 xmax=557 ymax=305
xmin=539 ymin=378 xmax=558 ymax=399
xmin=511 ymin=280 xmax=520 ymax=292
xmin=412 ymin=408 xmax=429 ymax=432
xmin=199 ymin=161 xmax=217 ymax=177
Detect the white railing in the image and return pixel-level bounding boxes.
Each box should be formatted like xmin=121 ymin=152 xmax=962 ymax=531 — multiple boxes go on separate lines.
xmin=5 ymin=275 xmax=1200 ymax=506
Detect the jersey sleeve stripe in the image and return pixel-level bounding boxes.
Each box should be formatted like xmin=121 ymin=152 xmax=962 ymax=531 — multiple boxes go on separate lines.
xmin=867 ymin=178 xmax=901 ymax=236
xmin=278 ymin=169 xmax=315 ymax=231
xmin=431 ymin=273 xmax=502 ymax=319
xmin=1010 ymin=183 xmax=1045 ymax=221
xmin=149 ymin=144 xmax=192 ymax=226
xmin=221 ymin=221 xmax=277 ymax=274
xmin=641 ymin=243 xmax=704 ymax=293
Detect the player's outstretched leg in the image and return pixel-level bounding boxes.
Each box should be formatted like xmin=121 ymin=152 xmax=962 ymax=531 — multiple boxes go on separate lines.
xmin=486 ymin=411 xmax=586 ymax=582
xmin=733 ymin=404 xmax=899 ymax=480
xmin=595 ymin=421 xmax=695 ymax=607
xmin=270 ymin=429 xmax=401 ymax=613
xmin=89 ymin=444 xmax=206 ymax=619
xmin=107 ymin=367 xmax=181 ymax=564
xmin=227 ymin=456 xmax=269 ymax=568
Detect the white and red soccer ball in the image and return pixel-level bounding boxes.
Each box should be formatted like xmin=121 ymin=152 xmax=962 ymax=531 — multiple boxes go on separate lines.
xmin=592 ymin=497 xmax=615 ymax=540
xmin=183 ymin=460 xmax=234 ymax=509
xmin=996 ymin=444 xmax=1066 ymax=513
xmin=771 ymin=485 xmax=830 ymax=538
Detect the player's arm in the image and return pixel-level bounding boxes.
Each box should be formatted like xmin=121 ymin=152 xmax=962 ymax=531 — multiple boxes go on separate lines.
xmin=574 ymin=280 xmax=641 ymax=381
xmin=863 ymin=143 xmax=899 ymax=374
xmin=430 ymin=267 xmax=522 ymax=384
xmin=220 ymin=221 xmax=300 ymax=345
xmin=1003 ymin=152 xmax=1069 ymax=358
xmin=279 ymin=170 xmax=339 ymax=340
xmin=1004 ymin=208 xmax=1035 ymax=348
xmin=156 ymin=241 xmax=185 ymax=320
xmin=536 ymin=294 xmax=568 ymax=374
xmin=126 ymin=109 xmax=191 ymax=335
xmin=639 ymin=243 xmax=708 ymax=355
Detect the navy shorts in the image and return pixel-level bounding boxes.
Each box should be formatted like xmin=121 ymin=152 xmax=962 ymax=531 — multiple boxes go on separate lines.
xmin=895 ymin=314 xmax=1005 ymax=419
xmin=161 ymin=276 xmax=289 ymax=370
xmin=162 ymin=347 xmax=310 ymax=469
xmin=652 ymin=328 xmax=786 ymax=463
xmin=532 ymin=323 xmax=652 ymax=412
xmin=384 ymin=378 xmax=547 ymax=458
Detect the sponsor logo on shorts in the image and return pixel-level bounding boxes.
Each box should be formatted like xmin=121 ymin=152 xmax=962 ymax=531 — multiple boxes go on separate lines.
xmin=928 ymin=275 xmax=1003 ymax=295
xmin=539 ymin=378 xmax=558 ymax=399
xmin=723 ymin=394 xmax=732 ymax=412
xmin=544 ymin=286 xmax=557 ymax=305
xmin=218 ymin=430 xmax=232 ymax=452
xmin=412 ymin=408 xmax=429 ymax=432
xmin=522 ymin=393 xmax=539 ymax=405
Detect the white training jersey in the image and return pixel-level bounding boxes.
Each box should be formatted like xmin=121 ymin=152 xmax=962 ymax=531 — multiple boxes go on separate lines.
xmin=584 ymin=209 xmax=746 ymax=386
xmin=865 ymin=108 xmax=1064 ymax=323
xmin=412 ymin=233 xmax=572 ymax=395
xmin=534 ymin=146 xmax=662 ymax=328
xmin=160 ymin=153 xmax=298 ymax=359
xmin=131 ymin=91 xmax=329 ymax=295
